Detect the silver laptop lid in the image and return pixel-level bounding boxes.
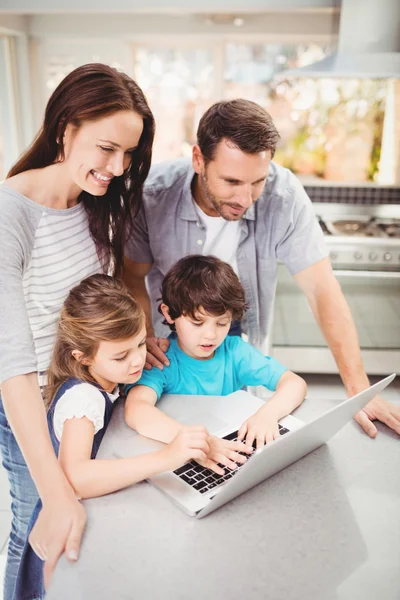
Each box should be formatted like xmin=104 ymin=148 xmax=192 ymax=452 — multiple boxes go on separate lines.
xmin=197 ymin=373 xmax=396 ymax=518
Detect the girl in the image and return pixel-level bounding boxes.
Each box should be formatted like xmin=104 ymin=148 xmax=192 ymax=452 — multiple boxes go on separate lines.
xmin=14 ymin=273 xmax=209 ymax=599
xmin=0 ymin=62 xmax=155 ymax=598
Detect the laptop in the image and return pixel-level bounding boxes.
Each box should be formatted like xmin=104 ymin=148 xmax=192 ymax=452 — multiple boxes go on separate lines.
xmin=114 ymin=373 xmax=396 ymax=518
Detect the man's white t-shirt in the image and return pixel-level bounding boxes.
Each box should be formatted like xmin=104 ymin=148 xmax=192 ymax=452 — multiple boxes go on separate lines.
xmin=194 ymin=203 xmax=241 ymax=275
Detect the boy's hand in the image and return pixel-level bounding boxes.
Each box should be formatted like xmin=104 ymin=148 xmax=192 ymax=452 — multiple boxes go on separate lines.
xmin=196 ymin=435 xmax=253 ymax=476
xmin=163 ymin=426 xmax=210 ymax=471
xmin=238 ymin=407 xmax=281 ymax=450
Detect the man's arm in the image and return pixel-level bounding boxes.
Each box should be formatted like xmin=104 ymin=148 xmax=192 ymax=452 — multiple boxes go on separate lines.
xmin=294 ymin=257 xmax=400 ymax=437
xmin=122 ymin=257 xmax=169 ymax=369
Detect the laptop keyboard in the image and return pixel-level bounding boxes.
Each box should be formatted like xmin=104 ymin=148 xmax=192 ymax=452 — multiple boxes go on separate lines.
xmin=173 ymin=424 xmax=290 ymax=495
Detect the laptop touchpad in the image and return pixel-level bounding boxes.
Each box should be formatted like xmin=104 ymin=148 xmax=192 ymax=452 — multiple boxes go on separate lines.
xmin=178 ymin=410 xmax=228 ymax=433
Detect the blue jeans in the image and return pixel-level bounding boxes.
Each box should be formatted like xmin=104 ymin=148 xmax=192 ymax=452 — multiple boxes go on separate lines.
xmin=14 ymin=501 xmax=44 ymax=600
xmin=0 ymin=395 xmax=39 ymax=600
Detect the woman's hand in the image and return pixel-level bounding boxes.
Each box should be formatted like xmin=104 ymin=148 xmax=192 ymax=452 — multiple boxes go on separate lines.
xmin=145 ymin=337 xmax=170 ymax=370
xmin=29 ymin=487 xmax=87 ymax=589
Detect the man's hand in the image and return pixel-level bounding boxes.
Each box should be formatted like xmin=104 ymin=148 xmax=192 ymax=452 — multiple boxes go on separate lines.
xmin=355 ymin=395 xmax=400 ymax=438
xmin=145 ymin=336 xmax=170 ymax=370
xmin=238 ymin=406 xmax=281 ymax=450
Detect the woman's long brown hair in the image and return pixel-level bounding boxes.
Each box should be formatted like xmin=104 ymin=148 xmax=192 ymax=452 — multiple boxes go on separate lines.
xmin=7 ymin=63 xmax=155 ymax=277
xmin=45 ymin=273 xmax=145 ymax=407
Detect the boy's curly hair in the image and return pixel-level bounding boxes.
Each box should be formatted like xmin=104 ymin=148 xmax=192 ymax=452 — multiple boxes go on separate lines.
xmin=159 ymin=255 xmax=247 ymax=331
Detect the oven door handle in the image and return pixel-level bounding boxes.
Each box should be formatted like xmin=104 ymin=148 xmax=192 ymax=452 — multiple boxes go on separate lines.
xmin=333 ymin=269 xmax=400 ymax=279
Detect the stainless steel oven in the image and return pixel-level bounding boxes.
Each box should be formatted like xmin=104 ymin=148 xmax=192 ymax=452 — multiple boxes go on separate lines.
xmin=271 ymin=203 xmax=400 ymax=375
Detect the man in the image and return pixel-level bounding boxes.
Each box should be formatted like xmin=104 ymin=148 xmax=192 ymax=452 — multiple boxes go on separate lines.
xmin=123 ymin=98 xmax=400 ymax=438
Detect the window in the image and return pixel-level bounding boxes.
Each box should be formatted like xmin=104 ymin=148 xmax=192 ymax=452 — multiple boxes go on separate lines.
xmin=223 ymin=42 xmax=331 ymax=103
xmin=40 ymin=39 xmax=129 ymax=100
xmin=223 ymin=42 xmax=388 ymax=182
xmin=272 ymin=78 xmax=387 ymax=182
xmin=134 ymin=46 xmax=215 ymax=162
xmin=34 ymin=36 xmax=393 ymax=182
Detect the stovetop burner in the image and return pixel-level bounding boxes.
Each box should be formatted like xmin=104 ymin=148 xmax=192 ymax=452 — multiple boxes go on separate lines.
xmin=379 ymin=222 xmax=400 ymax=239
xmin=321 ymin=217 xmax=400 ymax=239
xmin=329 ymin=220 xmax=382 ymax=237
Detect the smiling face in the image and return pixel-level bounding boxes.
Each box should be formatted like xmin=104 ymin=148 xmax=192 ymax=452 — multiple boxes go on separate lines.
xmin=192 ymin=139 xmax=271 ymax=221
xmin=161 ymin=305 xmax=232 ymax=360
xmin=61 ymin=110 xmax=144 ymax=196
xmin=77 ymin=325 xmax=147 ymax=391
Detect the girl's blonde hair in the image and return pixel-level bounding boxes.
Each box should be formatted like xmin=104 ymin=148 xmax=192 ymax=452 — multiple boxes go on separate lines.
xmin=45 ymin=274 xmax=145 ymax=407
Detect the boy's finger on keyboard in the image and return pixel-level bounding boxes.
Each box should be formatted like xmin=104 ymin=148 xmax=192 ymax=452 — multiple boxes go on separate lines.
xmin=237 ymin=424 xmax=247 ymax=441
xmin=265 ymin=430 xmax=278 ymax=444
xmin=256 ymin=434 xmax=266 ymax=449
xmin=244 ymin=431 xmax=255 ymax=449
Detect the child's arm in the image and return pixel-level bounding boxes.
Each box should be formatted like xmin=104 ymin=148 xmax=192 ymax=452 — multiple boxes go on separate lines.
xmin=126 ymin=386 xmax=253 ymax=474
xmin=125 ymin=385 xmax=183 ymax=443
xmin=238 ymin=370 xmax=307 ymax=449
xmin=58 ymin=417 xmax=210 ymax=499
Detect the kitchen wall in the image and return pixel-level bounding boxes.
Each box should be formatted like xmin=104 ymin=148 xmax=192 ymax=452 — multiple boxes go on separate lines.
xmin=0 ymin=1 xmax=399 ymax=184
xmin=0 ymin=4 xmax=339 ymax=178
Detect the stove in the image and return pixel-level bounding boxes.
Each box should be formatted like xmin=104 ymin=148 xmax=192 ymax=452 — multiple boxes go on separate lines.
xmin=314 ymin=204 xmax=400 ymax=271
xmin=272 ymin=201 xmax=400 ymax=376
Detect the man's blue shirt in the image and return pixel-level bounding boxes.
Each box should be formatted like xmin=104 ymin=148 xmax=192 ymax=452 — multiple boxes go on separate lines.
xmin=127 ymin=336 xmax=287 ymax=399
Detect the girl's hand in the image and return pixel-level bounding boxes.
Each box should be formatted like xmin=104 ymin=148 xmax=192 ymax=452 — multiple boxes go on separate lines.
xmin=28 ymin=487 xmax=87 ymax=589
xmin=163 ymin=426 xmax=210 ymax=472
xmin=238 ymin=407 xmax=281 ymax=450
xmin=201 ymin=435 xmax=253 ymax=475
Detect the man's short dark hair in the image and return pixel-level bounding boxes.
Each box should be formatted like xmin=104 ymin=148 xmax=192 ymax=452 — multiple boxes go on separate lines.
xmin=159 ymin=255 xmax=247 ymax=331
xmin=197 ymin=99 xmax=280 ymax=162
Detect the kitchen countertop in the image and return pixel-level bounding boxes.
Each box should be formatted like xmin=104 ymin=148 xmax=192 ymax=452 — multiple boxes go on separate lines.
xmin=46 ymin=387 xmax=400 ymax=600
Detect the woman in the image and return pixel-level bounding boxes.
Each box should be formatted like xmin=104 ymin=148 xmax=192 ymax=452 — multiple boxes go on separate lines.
xmin=0 ymin=62 xmax=154 ymax=599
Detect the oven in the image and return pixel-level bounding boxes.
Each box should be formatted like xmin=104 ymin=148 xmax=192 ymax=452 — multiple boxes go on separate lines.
xmin=271 ymin=203 xmax=400 ymax=375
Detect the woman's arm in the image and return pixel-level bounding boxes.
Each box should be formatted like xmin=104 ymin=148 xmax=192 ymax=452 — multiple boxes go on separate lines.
xmin=0 ymin=196 xmax=86 ymax=572
xmin=1 ymin=374 xmax=86 ymax=568
xmin=58 ymin=415 xmax=210 ymax=499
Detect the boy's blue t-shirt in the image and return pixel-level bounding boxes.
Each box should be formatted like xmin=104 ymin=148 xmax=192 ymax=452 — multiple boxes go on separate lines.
xmin=127 ymin=336 xmax=287 ymax=399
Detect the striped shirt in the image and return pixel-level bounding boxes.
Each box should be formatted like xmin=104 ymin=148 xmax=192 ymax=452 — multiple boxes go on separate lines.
xmin=0 ymin=186 xmax=102 ymax=384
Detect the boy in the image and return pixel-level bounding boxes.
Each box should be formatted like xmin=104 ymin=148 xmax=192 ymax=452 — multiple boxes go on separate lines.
xmin=125 ymin=255 xmax=307 ymax=474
